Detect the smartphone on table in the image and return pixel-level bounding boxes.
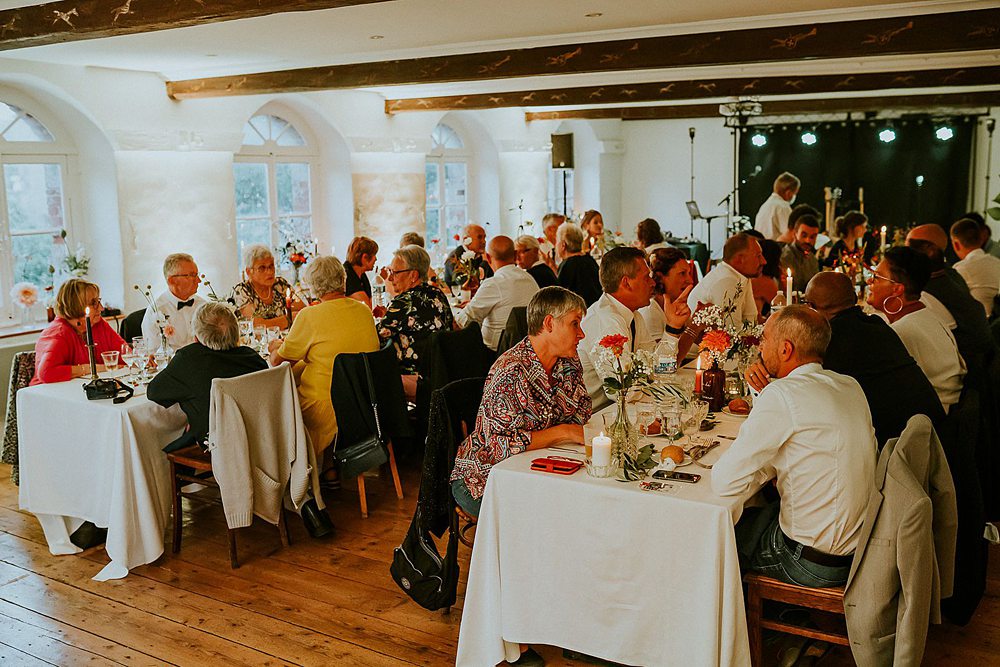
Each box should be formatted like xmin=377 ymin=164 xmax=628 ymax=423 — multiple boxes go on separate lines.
xmin=651 ymin=470 xmax=701 ymax=483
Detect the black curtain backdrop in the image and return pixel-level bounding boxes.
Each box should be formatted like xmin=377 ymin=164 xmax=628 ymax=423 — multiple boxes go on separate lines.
xmin=738 ymin=118 xmax=974 ymax=235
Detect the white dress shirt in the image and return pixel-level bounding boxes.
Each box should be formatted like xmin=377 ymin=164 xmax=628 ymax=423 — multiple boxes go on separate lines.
xmin=891 ymin=307 xmax=966 ymax=413
xmin=687 ymin=261 xmax=758 ymax=325
xmin=140 ymin=290 xmax=206 ymax=350
xmin=539 ymin=239 xmax=560 ymax=267
xmin=920 ymin=292 xmax=956 ymax=330
xmin=455 ymin=264 xmax=539 ymax=351
xmin=754 ymin=192 xmax=792 ymax=240
xmin=577 ymin=293 xmax=654 ymax=409
xmin=638 ymin=297 xmax=666 ymax=342
xmin=712 ymin=363 xmax=877 ymax=556
xmin=953 ymin=248 xmax=1000 ymax=317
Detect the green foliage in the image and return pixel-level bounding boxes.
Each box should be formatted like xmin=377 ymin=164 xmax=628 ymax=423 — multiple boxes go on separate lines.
xmin=617 ymin=444 xmax=658 ymax=482
xmin=988 ymin=193 xmax=1000 ymax=222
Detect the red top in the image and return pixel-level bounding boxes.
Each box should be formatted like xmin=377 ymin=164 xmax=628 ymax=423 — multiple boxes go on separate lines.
xmin=30 ymin=317 xmax=125 ymax=385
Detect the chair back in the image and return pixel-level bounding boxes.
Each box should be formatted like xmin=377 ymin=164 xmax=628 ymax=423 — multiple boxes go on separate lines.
xmin=331 ymin=341 xmax=413 ymax=452
xmin=495 ymin=307 xmax=528 ymax=355
xmin=2 ymin=350 xmax=35 ymax=485
xmin=119 ymin=308 xmax=146 ymax=342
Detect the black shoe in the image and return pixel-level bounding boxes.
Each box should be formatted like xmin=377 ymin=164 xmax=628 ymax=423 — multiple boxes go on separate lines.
xmin=301 ymin=499 xmax=334 ymax=539
xmin=561 ymin=649 xmax=623 ymax=666
xmin=510 ymin=647 xmax=545 ymax=666
xmin=69 ymin=521 xmax=108 ymax=550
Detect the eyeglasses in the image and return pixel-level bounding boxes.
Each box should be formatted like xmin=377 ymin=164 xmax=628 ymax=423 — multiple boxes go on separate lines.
xmin=170 ymin=272 xmax=200 ymax=279
xmin=868 ymin=273 xmax=900 ymax=284
xmin=251 ymin=264 xmax=276 ymax=272
xmin=388 ymin=268 xmax=417 ymax=277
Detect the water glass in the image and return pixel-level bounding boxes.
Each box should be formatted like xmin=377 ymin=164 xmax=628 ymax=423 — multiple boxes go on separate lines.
xmin=238 ymin=319 xmax=253 ymax=344
xmin=153 ymin=350 xmax=170 ymax=374
xmin=100 ymin=350 xmax=119 ymax=371
xmin=267 ymin=326 xmax=281 ymax=341
xmin=725 ymin=372 xmax=743 ymax=402
xmin=661 ymin=410 xmax=683 ymax=442
xmin=636 ymin=405 xmax=657 ymax=438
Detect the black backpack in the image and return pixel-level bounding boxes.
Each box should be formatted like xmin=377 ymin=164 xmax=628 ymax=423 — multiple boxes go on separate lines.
xmin=390 ymin=509 xmax=459 ymax=611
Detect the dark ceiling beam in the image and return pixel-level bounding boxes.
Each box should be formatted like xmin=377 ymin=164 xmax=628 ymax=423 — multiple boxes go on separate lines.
xmin=0 ymin=0 xmax=390 ymax=51
xmin=167 ymin=8 xmax=1000 ymax=99
xmin=385 ymin=65 xmax=1000 ymax=113
xmin=524 ymin=91 xmax=1000 ymax=122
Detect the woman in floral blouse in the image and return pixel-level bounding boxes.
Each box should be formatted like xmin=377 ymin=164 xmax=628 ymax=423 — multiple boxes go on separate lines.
xmin=450 ymin=286 xmax=592 ymax=517
xmin=378 ymin=244 xmax=455 ymax=399
xmin=232 ymin=244 xmax=300 ymax=328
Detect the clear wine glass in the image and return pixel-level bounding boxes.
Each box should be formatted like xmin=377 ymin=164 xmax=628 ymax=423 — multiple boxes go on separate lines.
xmin=153 ymin=349 xmax=169 ymax=374
xmin=120 ymin=343 xmax=137 ymax=382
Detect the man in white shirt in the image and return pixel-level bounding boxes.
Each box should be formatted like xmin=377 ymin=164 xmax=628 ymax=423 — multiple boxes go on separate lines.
xmin=717 ymin=306 xmax=876 ymax=587
xmin=951 ymin=218 xmax=1000 ymax=317
xmin=538 ymin=212 xmax=565 ymax=269
xmin=456 ymin=236 xmax=539 ymax=351
xmin=754 ymin=171 xmax=800 ymax=240
xmin=687 ymin=233 xmax=764 ymax=324
xmin=141 ymin=252 xmax=206 ymax=350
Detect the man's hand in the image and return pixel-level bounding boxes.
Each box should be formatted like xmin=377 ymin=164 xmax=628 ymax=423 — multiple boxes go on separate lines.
xmin=745 ymin=361 xmax=771 ymax=392
xmin=267 ymin=338 xmax=283 ymax=354
xmin=664 ymin=285 xmax=693 ymax=329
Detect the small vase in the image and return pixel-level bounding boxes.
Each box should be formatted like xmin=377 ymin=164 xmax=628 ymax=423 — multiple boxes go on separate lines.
xmin=701 ymin=360 xmax=727 ymax=412
xmin=461 ymin=274 xmax=480 ymax=298
xmin=609 ymin=392 xmax=638 ymax=468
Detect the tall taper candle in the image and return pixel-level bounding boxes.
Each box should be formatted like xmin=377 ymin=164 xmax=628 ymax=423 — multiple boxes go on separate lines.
xmin=84 ymin=306 xmax=97 ymax=378
xmin=785 ymin=268 xmax=793 ymax=305
xmin=880 ymin=225 xmax=887 ymax=253
xmin=284 ymin=288 xmax=293 ymax=328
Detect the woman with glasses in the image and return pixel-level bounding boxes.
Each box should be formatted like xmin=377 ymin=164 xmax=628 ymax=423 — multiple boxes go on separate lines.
xmin=31 ymin=279 xmax=125 ymax=384
xmin=232 ymin=244 xmax=300 ymax=328
xmin=866 ymin=246 xmax=966 ymax=413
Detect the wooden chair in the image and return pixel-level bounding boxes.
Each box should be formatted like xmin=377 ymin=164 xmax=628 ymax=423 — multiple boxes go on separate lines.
xmin=2 ymin=350 xmax=35 ymax=486
xmin=118 ymin=307 xmax=146 ymax=342
xmin=743 ymin=573 xmax=849 ymax=666
xmin=167 ymin=444 xmax=289 ymax=569
xmin=439 ymin=377 xmax=487 ymax=548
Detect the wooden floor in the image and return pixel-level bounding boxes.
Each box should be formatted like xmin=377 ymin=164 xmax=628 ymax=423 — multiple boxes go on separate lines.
xmin=1 ymin=458 xmax=999 ymax=666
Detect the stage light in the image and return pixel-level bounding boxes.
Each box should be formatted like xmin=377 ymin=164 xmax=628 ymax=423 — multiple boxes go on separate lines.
xmin=878 ymin=128 xmax=896 ymax=143
xmin=935 ymin=126 xmax=954 ymax=141
xmin=750 ymin=132 xmax=767 ymax=147
xmin=801 ymin=131 xmax=817 ymax=146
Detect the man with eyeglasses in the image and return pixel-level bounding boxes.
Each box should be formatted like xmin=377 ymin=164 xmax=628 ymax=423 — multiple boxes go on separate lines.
xmin=141 ymin=253 xmax=205 ymax=350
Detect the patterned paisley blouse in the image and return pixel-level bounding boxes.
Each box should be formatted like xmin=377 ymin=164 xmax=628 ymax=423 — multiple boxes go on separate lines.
xmin=232 ymin=277 xmax=293 ymax=321
xmin=377 ymin=281 xmax=455 ymax=375
xmin=450 ymin=336 xmax=592 ymax=499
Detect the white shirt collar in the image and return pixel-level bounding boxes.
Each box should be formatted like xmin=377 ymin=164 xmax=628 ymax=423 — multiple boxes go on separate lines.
xmin=965 ymin=248 xmax=985 ymax=260
xmin=602 ymin=292 xmax=636 ymax=322
xmin=785 ymin=361 xmax=822 ymax=379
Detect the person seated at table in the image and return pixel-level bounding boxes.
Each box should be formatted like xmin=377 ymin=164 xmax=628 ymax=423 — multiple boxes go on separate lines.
xmin=743 ymin=231 xmax=781 ymax=316
xmin=232 ymin=244 xmax=300 ymax=328
xmin=443 ymin=223 xmax=493 ymax=286
xmin=775 ymin=203 xmax=820 ymax=246
xmin=867 ymin=246 xmax=966 ymax=413
xmin=718 ymin=306 xmax=876 ymax=587
xmin=803 ymin=271 xmax=944 ymax=447
xmin=378 ymin=244 xmax=455 ymax=400
xmin=687 ymin=233 xmax=764 ymax=325
xmin=270 ymin=256 xmax=379 ymax=458
xmin=515 ymin=235 xmax=558 ymax=289
xmin=148 ymin=301 xmax=268 ymax=451
xmin=343 ymin=236 xmax=378 ymax=309
xmin=635 ymin=217 xmax=667 ymax=254
xmin=450 ymin=286 xmax=591 ymax=518
xmin=31 ymin=279 xmax=125 ymax=385
xmin=580 ymin=209 xmax=605 ymax=255
xmin=395 ymin=231 xmax=441 ymax=286
xmin=556 ymin=223 xmax=601 ymax=306
xmin=639 ymin=247 xmax=693 ymax=342
xmin=951 ymin=218 xmax=1000 ymax=318
xmin=822 ymin=211 xmax=868 ymax=269
xmin=539 ymin=212 xmax=565 ymax=269
xmin=754 ymin=171 xmax=800 ymax=241
xmin=456 ymin=236 xmax=539 ymax=351
xmin=780 ymin=213 xmax=820 ymax=293
xmin=140 ymin=252 xmax=205 ymax=351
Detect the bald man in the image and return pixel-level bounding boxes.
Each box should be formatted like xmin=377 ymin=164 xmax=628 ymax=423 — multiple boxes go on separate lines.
xmin=803 ymin=272 xmax=944 ymax=446
xmin=455 ymin=235 xmax=539 ymax=350
xmin=906 ymin=223 xmax=949 ymax=250
xmin=443 ymin=223 xmax=494 ymax=286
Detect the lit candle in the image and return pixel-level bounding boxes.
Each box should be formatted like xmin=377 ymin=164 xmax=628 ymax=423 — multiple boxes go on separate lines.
xmin=880 ymin=225 xmax=887 ymax=253
xmin=785 ymin=268 xmax=793 ymax=305
xmin=694 ymin=355 xmax=703 ymax=394
xmin=592 ymin=431 xmax=612 ymax=467
xmin=284 ymin=288 xmax=293 ymax=326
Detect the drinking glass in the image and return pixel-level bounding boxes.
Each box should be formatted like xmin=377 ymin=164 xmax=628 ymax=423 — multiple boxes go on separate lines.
xmin=120 ymin=344 xmax=137 ymax=382
xmin=267 ymin=325 xmax=281 ymax=341
xmin=238 ymin=319 xmax=253 ymax=345
xmin=153 ymin=349 xmax=169 ymax=374
xmin=636 ymin=405 xmax=657 ymax=438
xmin=100 ymin=350 xmax=119 ymax=371
xmin=661 ymin=410 xmax=683 ymax=443
xmin=449 ymin=283 xmax=462 ymax=299
xmin=691 ymin=398 xmax=710 ymax=427
xmin=725 ymin=372 xmax=743 ymax=403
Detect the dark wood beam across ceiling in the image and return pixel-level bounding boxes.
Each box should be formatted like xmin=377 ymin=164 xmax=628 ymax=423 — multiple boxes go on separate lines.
xmin=0 ymin=0 xmax=390 ymax=51
xmin=524 ymin=91 xmax=1000 ymax=122
xmin=385 ymin=66 xmax=1000 ymax=113
xmin=166 ymin=8 xmax=1000 ymax=99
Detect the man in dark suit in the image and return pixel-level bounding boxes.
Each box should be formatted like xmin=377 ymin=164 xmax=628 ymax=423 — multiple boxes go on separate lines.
xmin=804 ymin=272 xmax=945 ymax=447
xmin=556 ymin=223 xmax=602 ymax=306
xmin=442 ymin=223 xmax=494 ymax=286
xmin=514 ymin=235 xmax=557 ymax=288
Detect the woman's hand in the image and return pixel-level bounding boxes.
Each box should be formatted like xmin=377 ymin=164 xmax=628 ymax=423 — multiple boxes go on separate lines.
xmin=267 ymin=338 xmax=283 ymax=354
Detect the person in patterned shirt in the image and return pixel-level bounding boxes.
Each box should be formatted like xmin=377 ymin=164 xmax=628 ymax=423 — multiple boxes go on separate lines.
xmin=378 ymin=244 xmax=455 ymax=400
xmin=450 ymin=286 xmax=592 ymax=518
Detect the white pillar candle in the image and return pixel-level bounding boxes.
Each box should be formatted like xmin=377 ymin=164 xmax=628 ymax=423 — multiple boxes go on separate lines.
xmin=785 ymin=268 xmax=793 ymax=305
xmin=592 ymin=431 xmax=612 ymax=467
xmin=880 ymin=225 xmax=887 ymax=253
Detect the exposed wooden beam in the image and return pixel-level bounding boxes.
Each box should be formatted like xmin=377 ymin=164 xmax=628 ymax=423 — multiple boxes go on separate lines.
xmin=167 ymin=8 xmax=1000 ymax=99
xmin=385 ymin=65 xmax=1000 ymax=113
xmin=0 ymin=0 xmax=390 ymax=51
xmin=525 ymin=91 xmax=1000 ymax=122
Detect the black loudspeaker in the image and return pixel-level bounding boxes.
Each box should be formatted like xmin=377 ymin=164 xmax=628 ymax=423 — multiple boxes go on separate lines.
xmin=551 ymin=133 xmax=574 ymax=169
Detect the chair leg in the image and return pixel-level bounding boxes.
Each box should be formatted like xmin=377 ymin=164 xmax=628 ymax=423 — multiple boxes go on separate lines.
xmin=746 ymin=580 xmax=763 ymax=667
xmin=387 ymin=441 xmax=404 ymax=500
xmin=357 ymin=475 xmax=368 ymax=518
xmin=170 ymin=461 xmax=182 ymax=555
xmin=278 ymin=508 xmax=290 ymax=548
xmin=228 ymin=528 xmax=239 ymax=569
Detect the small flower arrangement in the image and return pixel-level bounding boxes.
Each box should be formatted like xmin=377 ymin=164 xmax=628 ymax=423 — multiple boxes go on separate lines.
xmin=448 ymin=248 xmax=479 ymax=284
xmin=134 ymin=284 xmax=174 ymax=341
xmin=55 ymin=230 xmax=90 ymax=277
xmin=691 ymin=284 xmax=762 ymax=365
xmin=591 ymin=334 xmax=680 ymax=402
xmin=10 ymin=282 xmax=39 ymax=309
xmin=603 ymin=229 xmax=626 ymax=250
xmin=280 ymin=237 xmax=314 ymax=269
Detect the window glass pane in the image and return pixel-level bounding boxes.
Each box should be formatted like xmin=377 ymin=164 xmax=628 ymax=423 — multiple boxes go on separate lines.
xmin=3 ymin=116 xmax=53 ymax=142
xmin=12 ymin=233 xmax=57 ymax=289
xmin=445 ymin=206 xmax=467 ymax=245
xmin=425 ymin=163 xmax=440 ymax=207
xmin=242 ymin=122 xmax=265 ymax=146
xmin=268 ymin=115 xmax=289 ymax=141
xmin=276 ymin=163 xmax=311 ymax=215
xmin=425 ymin=208 xmax=440 ymax=244
xmin=275 ymin=124 xmax=305 ymax=146
xmin=432 ymin=124 xmax=464 ymax=150
xmin=233 ymin=163 xmax=269 ymax=217
xmin=0 ymin=103 xmax=18 ymax=134
xmin=236 ymin=218 xmax=271 ymax=258
xmin=444 ymin=162 xmax=467 ymax=204
xmin=4 ymin=163 xmax=64 ymax=233
xmin=249 ymin=116 xmax=270 ymax=142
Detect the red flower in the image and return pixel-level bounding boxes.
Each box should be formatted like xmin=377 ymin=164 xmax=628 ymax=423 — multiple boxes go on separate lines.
xmin=599 ymin=334 xmax=629 ymax=357
xmin=537 ymin=236 xmax=546 ymax=243
xmin=431 ymin=238 xmax=440 ymax=244
xmin=701 ymin=330 xmax=732 ymax=354
xmin=453 ymin=234 xmax=461 ymax=241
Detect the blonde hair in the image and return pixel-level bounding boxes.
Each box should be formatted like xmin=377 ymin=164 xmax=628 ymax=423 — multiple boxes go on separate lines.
xmin=773 ymin=172 xmax=800 ymax=197
xmin=346 ymin=236 xmax=378 ymax=264
xmin=55 ymin=278 xmax=99 ymax=320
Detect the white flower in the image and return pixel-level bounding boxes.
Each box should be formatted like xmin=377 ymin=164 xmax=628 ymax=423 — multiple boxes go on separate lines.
xmin=10 ymin=282 xmax=38 ymax=308
xmin=463 ymin=236 xmax=472 ymax=246
xmin=461 ymin=250 xmax=476 ymax=262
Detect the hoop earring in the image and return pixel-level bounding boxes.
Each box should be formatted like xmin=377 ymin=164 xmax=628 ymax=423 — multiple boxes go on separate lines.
xmin=883 ymin=295 xmax=903 ymax=316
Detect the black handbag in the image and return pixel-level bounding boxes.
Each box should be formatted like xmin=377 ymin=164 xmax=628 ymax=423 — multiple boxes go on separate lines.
xmin=334 ymin=354 xmax=389 ymax=478
xmin=390 ymin=509 xmax=459 ymax=611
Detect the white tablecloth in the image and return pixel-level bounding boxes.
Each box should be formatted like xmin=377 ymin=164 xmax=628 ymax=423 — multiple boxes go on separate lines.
xmin=457 ymin=406 xmax=757 ymax=666
xmin=17 ymin=378 xmax=186 ymax=580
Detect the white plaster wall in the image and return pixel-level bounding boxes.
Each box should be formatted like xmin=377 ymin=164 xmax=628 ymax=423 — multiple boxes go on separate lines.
xmin=498 ymin=151 xmax=550 ymax=238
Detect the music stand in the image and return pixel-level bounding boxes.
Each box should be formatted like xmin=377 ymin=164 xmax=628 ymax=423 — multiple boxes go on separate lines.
xmin=686 ymin=200 xmax=723 ymax=252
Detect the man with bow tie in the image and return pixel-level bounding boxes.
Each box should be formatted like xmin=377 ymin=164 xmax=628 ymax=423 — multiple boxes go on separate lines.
xmin=141 ymin=253 xmax=206 ymax=350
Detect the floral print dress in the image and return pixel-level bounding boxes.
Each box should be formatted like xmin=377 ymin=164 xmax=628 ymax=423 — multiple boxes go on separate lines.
xmin=232 ymin=277 xmax=292 ymax=320
xmin=377 ymin=282 xmax=454 ymax=374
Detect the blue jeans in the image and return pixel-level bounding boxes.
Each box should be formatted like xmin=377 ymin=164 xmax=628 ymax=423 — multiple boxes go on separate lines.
xmin=735 ymin=502 xmax=850 ymax=588
xmin=451 ymin=478 xmax=482 ymax=518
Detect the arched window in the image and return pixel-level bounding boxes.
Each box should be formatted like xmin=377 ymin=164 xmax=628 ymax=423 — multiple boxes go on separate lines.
xmin=0 ymin=101 xmax=74 ymax=327
xmin=425 ymin=123 xmax=469 ymax=247
xmin=234 ymin=110 xmax=316 ymax=267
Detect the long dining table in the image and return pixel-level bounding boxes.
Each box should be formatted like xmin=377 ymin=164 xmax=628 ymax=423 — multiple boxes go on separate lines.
xmin=456 ymin=382 xmax=760 ymax=666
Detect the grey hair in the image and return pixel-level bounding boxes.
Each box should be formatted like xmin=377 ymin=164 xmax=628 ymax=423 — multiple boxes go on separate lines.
xmin=162 ymin=253 xmax=195 ymax=280
xmin=527 ymin=286 xmax=586 ymax=336
xmin=770 ymin=305 xmax=831 ymax=360
xmin=599 ymin=246 xmax=646 ymax=294
xmin=393 ymin=244 xmax=430 ymax=280
xmin=516 ymin=235 xmax=540 ymax=251
xmin=192 ymin=301 xmax=240 ymax=351
xmin=305 ymin=255 xmax=346 ymax=296
xmin=558 ymin=223 xmax=585 ymax=254
xmin=242 ymin=243 xmax=273 ymax=271
xmin=400 ymin=231 xmax=425 ymax=247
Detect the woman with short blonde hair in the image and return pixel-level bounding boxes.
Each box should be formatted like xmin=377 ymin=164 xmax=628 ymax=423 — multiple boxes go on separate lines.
xmin=232 ymin=244 xmax=298 ymax=327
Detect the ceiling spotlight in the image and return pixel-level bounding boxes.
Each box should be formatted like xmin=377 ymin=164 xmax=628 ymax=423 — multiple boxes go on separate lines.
xmin=585 ymin=12 xmax=603 ymax=18
xmin=878 ymin=127 xmax=896 ymax=143
xmin=915 ymin=175 xmax=925 ymax=186
xmin=801 ymin=131 xmax=818 ymax=146
xmin=935 ymin=126 xmax=954 ymax=141
xmin=750 ymin=132 xmax=767 ymax=147
xmin=369 ymin=34 xmax=384 ymax=40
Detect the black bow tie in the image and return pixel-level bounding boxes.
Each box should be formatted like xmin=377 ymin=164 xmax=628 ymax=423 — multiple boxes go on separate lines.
xmin=177 ymin=299 xmax=195 ymax=310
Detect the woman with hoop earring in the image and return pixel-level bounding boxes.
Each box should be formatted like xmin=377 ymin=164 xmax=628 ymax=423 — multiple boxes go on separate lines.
xmin=866 ymin=246 xmax=966 ymax=414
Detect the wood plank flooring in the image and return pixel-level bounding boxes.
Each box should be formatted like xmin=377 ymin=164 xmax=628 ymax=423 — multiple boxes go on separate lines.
xmin=1 ymin=459 xmax=999 ymax=666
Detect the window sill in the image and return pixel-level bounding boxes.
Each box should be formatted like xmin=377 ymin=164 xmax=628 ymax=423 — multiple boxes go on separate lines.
xmin=0 ymin=322 xmax=45 ymax=340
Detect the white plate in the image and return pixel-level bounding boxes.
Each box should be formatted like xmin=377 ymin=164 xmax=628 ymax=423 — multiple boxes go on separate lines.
xmin=722 ymin=407 xmax=750 ymax=418
xmin=655 ymin=452 xmax=693 ymax=469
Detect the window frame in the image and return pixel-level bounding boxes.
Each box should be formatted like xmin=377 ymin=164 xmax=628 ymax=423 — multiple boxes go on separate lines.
xmin=426 ymin=123 xmax=472 ymax=249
